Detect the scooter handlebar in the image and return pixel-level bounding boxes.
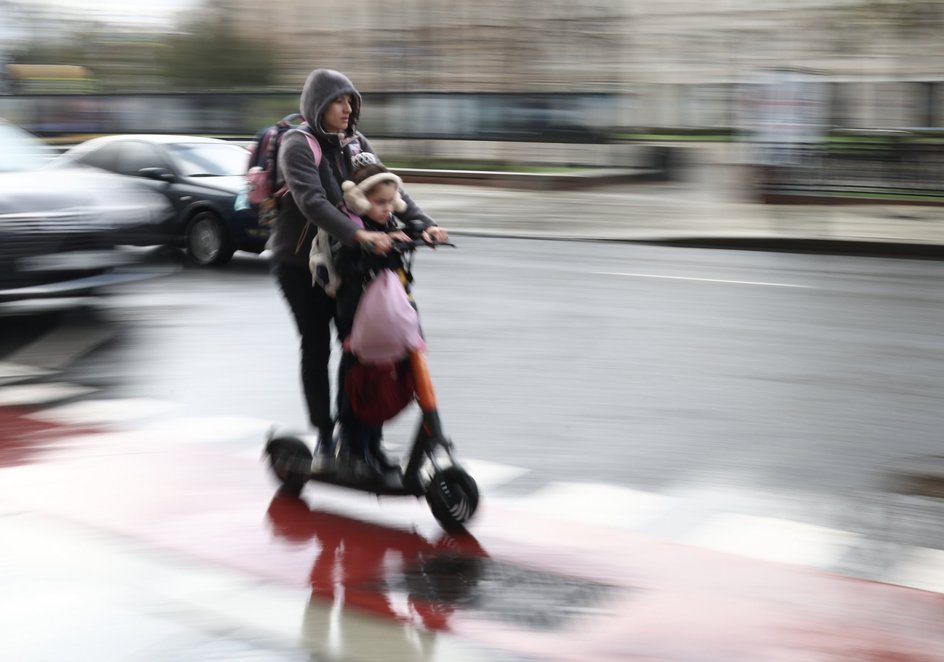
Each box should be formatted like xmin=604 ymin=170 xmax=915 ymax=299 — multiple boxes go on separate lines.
xmin=391 ymin=238 xmax=456 ymax=252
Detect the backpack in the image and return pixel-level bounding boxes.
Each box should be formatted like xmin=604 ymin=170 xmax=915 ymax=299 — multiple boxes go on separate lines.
xmin=246 ymin=116 xmax=362 ymax=295
xmin=349 ymin=269 xmax=424 ymax=364
xmin=245 ymin=113 xmax=304 ymax=226
xmin=344 ymin=358 xmax=415 ymax=425
xmin=309 ymin=202 xmax=364 ymax=295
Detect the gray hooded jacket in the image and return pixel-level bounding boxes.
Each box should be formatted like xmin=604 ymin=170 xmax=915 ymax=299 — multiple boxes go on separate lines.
xmin=269 ymin=69 xmax=435 ymax=268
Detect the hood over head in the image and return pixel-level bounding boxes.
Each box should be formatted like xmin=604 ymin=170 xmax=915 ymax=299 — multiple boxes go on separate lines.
xmin=299 ymin=69 xmax=361 ymax=138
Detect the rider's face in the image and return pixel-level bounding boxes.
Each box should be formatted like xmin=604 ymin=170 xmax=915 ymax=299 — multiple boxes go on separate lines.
xmin=364 ymin=182 xmax=398 ymax=224
xmin=322 ymin=95 xmax=352 ymax=133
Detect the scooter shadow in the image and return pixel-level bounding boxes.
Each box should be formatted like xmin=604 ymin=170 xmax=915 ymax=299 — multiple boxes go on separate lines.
xmin=265 ymin=489 xmax=489 ymax=659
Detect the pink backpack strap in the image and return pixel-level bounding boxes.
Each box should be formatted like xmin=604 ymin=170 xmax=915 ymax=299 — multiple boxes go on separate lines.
xmin=274 ymin=129 xmax=322 ymax=199
xmin=302 ymin=131 xmax=322 ymax=167
xmin=301 ymin=131 xmax=362 ymax=228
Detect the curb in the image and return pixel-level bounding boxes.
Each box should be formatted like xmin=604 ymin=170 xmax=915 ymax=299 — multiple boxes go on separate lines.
xmin=396 ymin=167 xmax=662 ymax=190
xmin=643 ymin=237 xmax=944 ymax=260
xmin=885 ymin=456 xmax=944 ymax=499
xmin=446 ymin=230 xmax=944 ymax=260
xmin=762 ymin=192 xmax=944 ymax=207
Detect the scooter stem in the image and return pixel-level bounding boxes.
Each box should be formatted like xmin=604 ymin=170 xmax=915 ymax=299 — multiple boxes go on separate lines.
xmin=410 ymin=349 xmax=437 ymax=411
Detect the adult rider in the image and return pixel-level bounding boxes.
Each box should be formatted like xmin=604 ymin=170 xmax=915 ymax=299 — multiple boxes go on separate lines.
xmin=268 ymin=68 xmax=446 ymax=473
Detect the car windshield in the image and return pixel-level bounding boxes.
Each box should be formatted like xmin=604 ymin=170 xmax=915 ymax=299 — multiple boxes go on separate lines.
xmin=0 ymin=121 xmax=56 ymax=172
xmin=167 ymin=142 xmax=249 ymax=177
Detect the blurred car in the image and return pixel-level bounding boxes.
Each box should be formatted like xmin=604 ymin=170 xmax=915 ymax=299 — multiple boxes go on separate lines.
xmin=58 ymin=135 xmax=266 ymax=266
xmin=0 ymin=119 xmax=171 ymax=303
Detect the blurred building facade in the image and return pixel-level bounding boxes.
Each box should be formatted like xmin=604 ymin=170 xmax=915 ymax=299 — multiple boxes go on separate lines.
xmin=216 ymin=0 xmax=944 ymax=129
xmin=3 ymin=0 xmax=943 ymax=131
xmin=221 ymin=0 xmax=624 ymax=93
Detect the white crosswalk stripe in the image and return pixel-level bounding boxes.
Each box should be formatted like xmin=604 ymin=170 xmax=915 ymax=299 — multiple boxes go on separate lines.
xmin=498 ymin=485 xmax=943 ymax=594
xmin=0 ymin=382 xmax=97 ymax=407
xmin=0 ymin=361 xmax=54 ymax=386
xmin=886 ymin=547 xmax=944 ymax=594
xmin=684 ymin=513 xmax=861 ymax=568
xmin=25 ymin=398 xmax=181 ymax=426
xmin=511 ymin=482 xmax=676 ymax=530
xmin=458 ymin=458 xmax=530 ymax=491
xmin=137 ymin=415 xmax=278 ymax=445
xmin=4 ymin=391 xmax=944 ymax=595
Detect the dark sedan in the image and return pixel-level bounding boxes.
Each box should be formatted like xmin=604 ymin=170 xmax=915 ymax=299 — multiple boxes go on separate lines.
xmin=0 ymin=120 xmax=171 ymax=302
xmin=59 ymin=135 xmax=266 ymax=266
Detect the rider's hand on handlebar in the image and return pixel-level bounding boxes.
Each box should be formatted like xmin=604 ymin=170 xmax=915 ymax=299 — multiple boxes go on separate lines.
xmin=355 ymin=229 xmax=401 ymax=255
xmin=422 ymin=225 xmax=449 ymax=246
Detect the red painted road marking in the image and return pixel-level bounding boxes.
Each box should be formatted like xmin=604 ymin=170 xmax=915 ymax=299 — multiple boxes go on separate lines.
xmin=1 ymin=433 xmax=942 ymax=661
xmin=0 ymin=405 xmax=99 ymax=467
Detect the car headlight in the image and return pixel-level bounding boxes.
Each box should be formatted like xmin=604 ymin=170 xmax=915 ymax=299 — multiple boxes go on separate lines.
xmin=234 ymin=187 xmax=250 ymax=212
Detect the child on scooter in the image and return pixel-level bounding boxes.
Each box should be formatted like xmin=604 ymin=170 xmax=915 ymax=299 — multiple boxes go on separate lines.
xmin=333 ymin=155 xmax=448 ymax=482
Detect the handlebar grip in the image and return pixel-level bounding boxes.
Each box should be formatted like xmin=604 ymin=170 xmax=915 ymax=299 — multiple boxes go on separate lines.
xmin=391 ymin=238 xmax=456 ymax=252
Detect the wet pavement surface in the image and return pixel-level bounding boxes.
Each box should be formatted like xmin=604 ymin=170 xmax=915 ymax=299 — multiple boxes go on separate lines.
xmin=1 ymin=416 xmax=943 ymax=661
xmin=2 ymin=222 xmax=944 ymax=659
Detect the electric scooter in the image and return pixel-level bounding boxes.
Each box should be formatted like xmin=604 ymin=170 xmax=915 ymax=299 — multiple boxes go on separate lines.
xmin=263 ymin=240 xmax=480 ymax=532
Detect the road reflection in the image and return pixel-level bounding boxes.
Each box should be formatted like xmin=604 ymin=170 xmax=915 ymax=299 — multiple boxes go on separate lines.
xmin=266 ymin=490 xmax=488 ymax=659
xmin=267 ymin=490 xmax=487 ymax=626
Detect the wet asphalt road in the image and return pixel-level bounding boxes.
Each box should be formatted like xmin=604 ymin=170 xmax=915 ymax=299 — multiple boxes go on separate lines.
xmin=4 ymin=237 xmax=944 ymax=556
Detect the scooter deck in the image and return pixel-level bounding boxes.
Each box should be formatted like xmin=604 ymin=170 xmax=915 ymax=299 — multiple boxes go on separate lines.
xmin=306 ymin=467 xmax=422 ymax=497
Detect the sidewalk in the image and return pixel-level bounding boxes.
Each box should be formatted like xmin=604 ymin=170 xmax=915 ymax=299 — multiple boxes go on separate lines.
xmin=401 ymin=164 xmax=944 ymax=258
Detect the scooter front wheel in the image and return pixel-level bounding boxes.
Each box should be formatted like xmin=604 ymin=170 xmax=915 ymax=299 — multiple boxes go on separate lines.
xmin=426 ymin=466 xmax=479 ymax=532
xmin=265 ymin=436 xmax=312 ymax=497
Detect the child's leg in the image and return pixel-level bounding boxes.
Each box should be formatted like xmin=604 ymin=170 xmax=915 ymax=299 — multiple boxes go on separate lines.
xmin=337 ymin=352 xmax=392 ymax=479
xmin=366 ymin=426 xmax=398 ymax=471
xmin=337 ymin=352 xmax=368 ymax=454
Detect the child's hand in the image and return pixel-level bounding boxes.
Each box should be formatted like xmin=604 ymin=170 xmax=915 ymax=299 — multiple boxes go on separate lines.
xmin=355 ymin=229 xmax=395 ymax=254
xmin=422 ymin=226 xmax=449 ymax=245
xmin=388 ymin=230 xmax=411 ymax=244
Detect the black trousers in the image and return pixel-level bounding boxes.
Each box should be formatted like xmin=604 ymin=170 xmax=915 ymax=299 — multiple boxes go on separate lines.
xmin=272 ymin=262 xmax=336 ymax=438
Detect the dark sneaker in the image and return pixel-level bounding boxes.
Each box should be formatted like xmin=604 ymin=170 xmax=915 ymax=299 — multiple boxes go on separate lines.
xmin=311 ymin=430 xmax=337 ymax=474
xmin=317 ymin=427 xmax=336 ymax=451
xmin=369 ymin=445 xmax=400 ymax=472
xmin=311 ymin=454 xmax=334 ymax=474
xmin=334 ymin=443 xmax=365 ymax=480
xmin=340 ymin=451 xmax=400 ymax=489
xmin=351 ymin=455 xmax=384 ymax=483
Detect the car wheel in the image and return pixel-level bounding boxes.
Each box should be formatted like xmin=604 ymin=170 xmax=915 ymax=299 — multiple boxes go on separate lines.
xmin=186 ymin=211 xmax=234 ymax=266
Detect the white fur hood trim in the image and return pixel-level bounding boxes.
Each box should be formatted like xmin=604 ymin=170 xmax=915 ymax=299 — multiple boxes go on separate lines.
xmin=342 ymin=172 xmax=407 ymax=215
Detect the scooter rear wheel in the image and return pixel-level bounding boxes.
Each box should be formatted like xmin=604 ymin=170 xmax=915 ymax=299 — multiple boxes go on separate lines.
xmin=426 ymin=466 xmax=479 ymax=532
xmin=265 ymin=436 xmax=312 ymax=497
